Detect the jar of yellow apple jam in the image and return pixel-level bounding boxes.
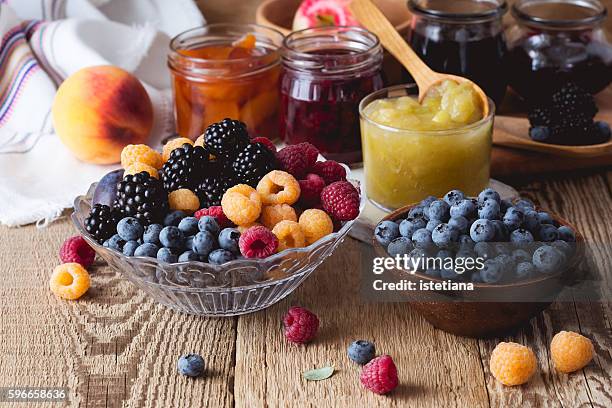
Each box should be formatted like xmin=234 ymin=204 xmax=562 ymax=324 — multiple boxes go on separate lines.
xmin=359 ymin=82 xmax=494 ymax=211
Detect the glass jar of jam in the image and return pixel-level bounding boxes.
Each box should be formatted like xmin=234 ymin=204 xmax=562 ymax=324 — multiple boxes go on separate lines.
xmin=280 ymin=27 xmax=384 ymax=165
xmin=406 ymin=0 xmax=509 ymax=107
xmin=505 ymin=0 xmax=612 ymax=101
xmin=168 ymin=24 xmax=284 ymax=139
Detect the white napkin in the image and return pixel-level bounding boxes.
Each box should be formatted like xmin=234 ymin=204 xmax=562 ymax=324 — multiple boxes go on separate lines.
xmin=0 ymin=0 xmax=205 ymax=227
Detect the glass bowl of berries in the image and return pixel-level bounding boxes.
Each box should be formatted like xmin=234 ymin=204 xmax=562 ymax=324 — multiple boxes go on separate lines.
xmin=72 ymin=129 xmax=364 ymax=317
xmin=373 ymin=187 xmax=584 ymax=338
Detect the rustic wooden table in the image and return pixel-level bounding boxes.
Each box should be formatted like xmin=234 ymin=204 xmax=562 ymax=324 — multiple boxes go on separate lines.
xmin=1 ymin=1 xmax=611 ymax=407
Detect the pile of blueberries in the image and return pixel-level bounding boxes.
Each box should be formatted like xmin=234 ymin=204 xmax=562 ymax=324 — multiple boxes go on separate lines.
xmin=375 ymin=188 xmax=577 ymax=283
xmin=103 ymin=211 xmax=241 ymax=265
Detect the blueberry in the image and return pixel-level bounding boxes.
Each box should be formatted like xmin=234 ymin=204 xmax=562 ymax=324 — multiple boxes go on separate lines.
xmin=448 ymin=216 xmax=469 ymax=234
xmin=427 ymin=200 xmax=450 ymax=221
xmin=157 ymin=247 xmax=178 ymax=263
xmin=532 ymin=245 xmax=564 ymax=274
xmin=557 ymin=226 xmax=576 ymax=242
xmin=512 ymin=249 xmax=531 ymax=264
xmin=538 ymin=224 xmax=559 ymax=242
xmin=450 ymin=199 xmax=476 ymax=219
xmin=551 ymin=240 xmax=573 ymax=259
xmin=522 ymin=210 xmax=540 ymax=231
xmin=491 ymin=220 xmax=509 ymax=241
xmin=387 ymin=237 xmax=414 ymax=256
xmin=478 ymin=199 xmax=500 ymax=220
xmin=198 ymin=216 xmax=220 ymax=235
xmin=412 ymin=228 xmax=434 ymax=249
xmin=104 ymin=234 xmax=125 ymax=251
xmin=408 ymin=248 xmax=429 ymax=271
xmin=478 ymin=188 xmax=500 ymax=204
xmin=408 ymin=206 xmax=428 ymax=220
xmin=515 ymin=262 xmax=536 ymax=279
xmin=192 ymin=231 xmax=216 ymax=256
xmin=474 ymin=241 xmax=496 ymax=260
xmin=458 ymin=234 xmax=475 ymax=249
xmin=594 ymin=121 xmax=611 ymax=140
xmin=510 ymin=228 xmax=534 ymax=245
xmin=185 ymin=235 xmax=195 ymax=251
xmin=117 ymin=217 xmax=143 ymax=241
xmin=143 ymin=224 xmax=163 ymax=245
xmin=443 ymin=190 xmax=465 ymax=206
xmin=218 ymin=228 xmax=241 ymax=253
xmin=178 ymin=217 xmax=199 ymax=235
xmin=399 ymin=216 xmax=427 ymax=238
xmin=493 ymin=243 xmax=512 ymax=256
xmin=431 ymin=223 xmax=458 ymax=249
xmin=529 ymin=126 xmax=551 ymax=142
xmin=177 ymin=353 xmax=205 ymax=377
xmin=134 ymin=243 xmax=158 ymax=258
xmin=470 ymin=219 xmax=496 ymax=242
xmin=419 ymin=195 xmax=437 ymax=207
xmin=375 ymin=220 xmax=400 ymax=247
xmin=426 ymin=218 xmax=442 ymax=232
xmin=471 ymin=271 xmax=483 ymax=283
xmin=425 ymin=267 xmax=441 ymax=278
xmin=515 ymin=199 xmax=535 ymax=212
xmin=494 ymin=254 xmax=514 ymax=274
xmin=503 ymin=207 xmax=524 ymax=231
xmin=347 ymin=340 xmax=376 ymax=365
xmin=500 ymin=199 xmax=513 ymax=212
xmin=159 ymin=226 xmax=185 ymax=249
xmin=537 ymin=212 xmax=554 ymax=225
xmin=441 ymin=268 xmax=460 ymax=280
xmin=480 ymin=259 xmax=504 ymax=283
xmin=164 ymin=210 xmax=187 ymax=227
xmin=178 ymin=250 xmax=200 ymax=262
xmin=122 ymin=240 xmax=139 ymax=256
xmin=208 ymin=249 xmax=235 ymax=265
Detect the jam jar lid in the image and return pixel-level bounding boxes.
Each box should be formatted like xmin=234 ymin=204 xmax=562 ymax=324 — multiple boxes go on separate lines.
xmin=511 ymin=0 xmax=607 ymax=30
xmin=407 ymin=0 xmax=508 ymax=22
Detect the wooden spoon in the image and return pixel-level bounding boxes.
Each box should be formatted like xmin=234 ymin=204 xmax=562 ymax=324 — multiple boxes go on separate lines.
xmin=350 ymin=0 xmax=490 ymax=117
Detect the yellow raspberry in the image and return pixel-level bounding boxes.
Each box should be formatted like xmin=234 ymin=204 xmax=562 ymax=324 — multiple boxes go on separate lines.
xmin=550 ymin=331 xmax=594 ymax=373
xmin=124 ymin=162 xmax=159 ymax=178
xmin=162 ymin=137 xmax=193 ymax=162
xmin=272 ymin=220 xmax=306 ymax=251
xmin=298 ymin=209 xmax=333 ymax=245
xmin=194 ymin=134 xmax=205 ymax=147
xmin=168 ymin=189 xmax=200 ymax=213
xmin=256 ymin=170 xmax=301 ymax=205
xmin=221 ymin=184 xmax=262 ymax=226
xmin=121 ymin=144 xmax=163 ymax=169
xmin=50 ymin=263 xmax=91 ymax=300
xmin=490 ymin=342 xmax=537 ymax=386
xmin=260 ymin=204 xmax=297 ymax=229
xmin=237 ymin=222 xmax=262 ymax=234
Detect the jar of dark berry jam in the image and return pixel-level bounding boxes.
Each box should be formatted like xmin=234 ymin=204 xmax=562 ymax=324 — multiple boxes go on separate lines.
xmin=506 ymin=0 xmax=612 ymax=102
xmin=406 ymin=0 xmax=508 ymax=107
xmin=280 ymin=27 xmax=384 ymax=164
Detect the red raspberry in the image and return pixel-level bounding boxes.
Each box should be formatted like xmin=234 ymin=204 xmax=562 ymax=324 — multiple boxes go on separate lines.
xmin=298 ymin=173 xmax=326 ymax=207
xmin=360 ymin=355 xmax=398 ymax=395
xmin=320 ymin=181 xmax=360 ymax=221
xmin=239 ymin=226 xmax=279 ymax=258
xmin=194 ymin=206 xmax=233 ymax=228
xmin=59 ymin=236 xmax=95 ymax=268
xmin=251 ymin=137 xmax=277 ymax=153
xmin=276 ymin=143 xmax=319 ymax=179
xmin=283 ymin=306 xmax=319 ymax=344
xmin=311 ymin=160 xmax=346 ymax=184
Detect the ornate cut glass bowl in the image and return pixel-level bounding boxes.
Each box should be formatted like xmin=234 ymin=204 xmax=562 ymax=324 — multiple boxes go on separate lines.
xmin=72 ymin=180 xmax=363 ymax=317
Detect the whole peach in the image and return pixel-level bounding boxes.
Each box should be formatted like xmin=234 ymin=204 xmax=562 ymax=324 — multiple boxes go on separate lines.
xmin=52 ymin=66 xmax=153 ymax=164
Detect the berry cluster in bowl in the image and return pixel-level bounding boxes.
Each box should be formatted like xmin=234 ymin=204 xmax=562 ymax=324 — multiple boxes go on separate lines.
xmin=82 ymin=118 xmax=361 ymax=266
xmin=375 ymin=187 xmax=579 ymax=284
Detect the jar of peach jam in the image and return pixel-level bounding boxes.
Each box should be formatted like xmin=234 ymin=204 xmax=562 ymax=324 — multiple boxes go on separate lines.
xmin=168 ymin=24 xmax=284 ymax=139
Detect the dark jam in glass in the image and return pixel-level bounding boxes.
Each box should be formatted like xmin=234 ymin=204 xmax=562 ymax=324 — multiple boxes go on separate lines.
xmin=505 ymin=0 xmax=612 ymax=101
xmin=407 ymin=0 xmax=508 ymax=107
xmin=280 ymin=27 xmax=384 ymax=164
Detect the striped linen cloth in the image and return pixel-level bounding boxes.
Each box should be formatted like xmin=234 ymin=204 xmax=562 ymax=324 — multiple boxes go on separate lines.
xmin=0 ymin=0 xmax=204 ymax=226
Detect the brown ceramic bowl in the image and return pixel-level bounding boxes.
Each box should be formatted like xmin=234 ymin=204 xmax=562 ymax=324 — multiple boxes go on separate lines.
xmin=372 ymin=202 xmax=584 ymax=338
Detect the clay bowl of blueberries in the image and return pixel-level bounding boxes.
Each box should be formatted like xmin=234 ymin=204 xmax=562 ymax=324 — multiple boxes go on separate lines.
xmin=373 ymin=187 xmax=583 ymax=338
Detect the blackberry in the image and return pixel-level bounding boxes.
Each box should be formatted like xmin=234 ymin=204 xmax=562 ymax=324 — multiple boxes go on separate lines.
xmin=204 ymin=118 xmax=249 ymax=157
xmin=527 ymin=107 xmax=555 ymax=127
xmin=161 ymin=144 xmax=209 ymax=191
xmin=232 ymin=142 xmax=278 ymax=187
xmin=551 ymin=82 xmax=597 ymax=120
xmin=550 ymin=118 xmax=595 ymax=145
xmin=195 ymin=175 xmax=235 ymax=207
xmin=85 ymin=204 xmax=121 ymax=243
xmin=113 ymin=172 xmax=168 ymax=225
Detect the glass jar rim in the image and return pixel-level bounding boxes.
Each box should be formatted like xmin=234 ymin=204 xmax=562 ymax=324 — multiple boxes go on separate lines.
xmin=511 ymin=0 xmax=607 ymax=29
xmin=168 ymin=23 xmax=284 ymax=78
xmin=281 ymin=26 xmax=382 ymax=76
xmin=407 ymin=0 xmax=508 ymax=22
xmin=359 ymin=83 xmax=496 ymax=135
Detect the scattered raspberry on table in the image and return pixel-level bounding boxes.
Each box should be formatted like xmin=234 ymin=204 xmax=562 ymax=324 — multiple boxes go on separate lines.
xmin=59 ymin=236 xmax=95 ymax=268
xmin=360 ymin=355 xmax=398 ymax=394
xmin=283 ymin=306 xmax=319 ymax=344
xmin=550 ymin=331 xmax=594 ymax=373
